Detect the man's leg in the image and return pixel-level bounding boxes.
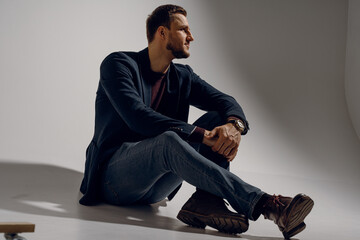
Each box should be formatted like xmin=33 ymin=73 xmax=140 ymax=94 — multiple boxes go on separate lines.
xmin=101 ymin=117 xmax=313 ymax=238
xmin=177 ymin=112 xmax=251 ymax=233
xmin=181 ymin=112 xmax=314 ymax=238
xmin=101 ymin=131 xmax=264 ymax=217
xmin=101 ymin=141 xmax=183 ymax=205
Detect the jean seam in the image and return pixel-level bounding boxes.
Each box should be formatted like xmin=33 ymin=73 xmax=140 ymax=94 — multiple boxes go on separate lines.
xmin=168 ymin=143 xmax=254 ymax=212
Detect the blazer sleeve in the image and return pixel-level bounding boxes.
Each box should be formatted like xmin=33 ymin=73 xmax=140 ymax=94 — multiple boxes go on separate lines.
xmin=187 ymin=65 xmax=250 ymax=134
xmin=99 ymin=54 xmax=196 ymax=139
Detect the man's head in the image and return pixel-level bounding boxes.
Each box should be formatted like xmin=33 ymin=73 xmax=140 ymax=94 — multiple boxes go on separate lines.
xmin=146 ymin=4 xmax=194 ymax=59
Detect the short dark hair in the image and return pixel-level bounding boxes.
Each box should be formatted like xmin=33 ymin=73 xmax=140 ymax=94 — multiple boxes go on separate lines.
xmin=146 ymin=4 xmax=187 ymax=43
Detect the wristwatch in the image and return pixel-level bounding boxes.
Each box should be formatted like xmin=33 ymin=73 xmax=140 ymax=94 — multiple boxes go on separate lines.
xmin=228 ymin=119 xmax=245 ymax=133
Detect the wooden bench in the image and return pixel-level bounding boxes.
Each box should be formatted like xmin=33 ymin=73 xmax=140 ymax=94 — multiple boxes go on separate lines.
xmin=0 ymin=223 xmax=35 ymax=240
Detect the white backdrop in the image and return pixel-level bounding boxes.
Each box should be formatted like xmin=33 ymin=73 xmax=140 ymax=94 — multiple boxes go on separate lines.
xmin=1 ymin=0 xmax=359 ymax=188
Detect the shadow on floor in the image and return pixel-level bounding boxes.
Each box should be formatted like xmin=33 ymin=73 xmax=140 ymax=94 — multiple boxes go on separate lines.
xmin=0 ymin=161 xmax=286 ymax=240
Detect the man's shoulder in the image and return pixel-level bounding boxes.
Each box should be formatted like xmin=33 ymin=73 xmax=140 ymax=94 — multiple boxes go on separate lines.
xmin=102 ymin=50 xmax=139 ymax=66
xmin=99 ymin=50 xmax=148 ymax=75
xmin=172 ymin=63 xmax=194 ymax=76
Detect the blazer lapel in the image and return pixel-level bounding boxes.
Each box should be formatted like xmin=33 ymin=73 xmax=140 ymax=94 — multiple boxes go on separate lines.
xmin=138 ymin=48 xmax=152 ymax=107
xmin=167 ymin=64 xmax=181 ymax=115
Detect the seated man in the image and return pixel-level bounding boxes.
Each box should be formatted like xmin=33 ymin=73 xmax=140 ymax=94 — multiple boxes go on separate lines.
xmin=79 ymin=4 xmax=314 ymax=239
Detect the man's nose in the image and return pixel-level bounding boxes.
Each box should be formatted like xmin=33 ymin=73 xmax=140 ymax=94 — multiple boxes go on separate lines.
xmin=187 ymin=31 xmax=194 ymax=42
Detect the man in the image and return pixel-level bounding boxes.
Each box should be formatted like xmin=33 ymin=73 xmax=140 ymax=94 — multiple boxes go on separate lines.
xmin=80 ymin=4 xmax=314 ymax=239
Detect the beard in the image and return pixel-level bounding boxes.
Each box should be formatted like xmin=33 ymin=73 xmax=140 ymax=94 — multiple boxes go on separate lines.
xmin=166 ymin=39 xmax=190 ymax=59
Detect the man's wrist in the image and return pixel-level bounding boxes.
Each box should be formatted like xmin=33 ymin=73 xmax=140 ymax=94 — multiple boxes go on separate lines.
xmin=227 ymin=119 xmax=245 ymax=134
xmin=188 ymin=126 xmax=205 ymax=143
xmin=203 ymin=129 xmax=216 ymax=147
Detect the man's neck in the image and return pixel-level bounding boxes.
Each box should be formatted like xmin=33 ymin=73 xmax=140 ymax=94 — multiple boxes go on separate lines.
xmin=148 ymin=44 xmax=173 ymax=74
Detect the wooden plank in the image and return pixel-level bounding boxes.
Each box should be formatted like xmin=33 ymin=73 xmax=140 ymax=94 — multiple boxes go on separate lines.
xmin=0 ymin=222 xmax=35 ymax=233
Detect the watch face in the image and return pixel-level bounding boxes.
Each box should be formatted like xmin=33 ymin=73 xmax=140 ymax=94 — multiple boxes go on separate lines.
xmin=229 ymin=119 xmax=245 ymax=132
xmin=236 ymin=120 xmax=244 ymax=129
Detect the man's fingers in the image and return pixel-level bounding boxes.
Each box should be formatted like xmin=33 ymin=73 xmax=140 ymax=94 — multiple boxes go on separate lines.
xmin=223 ymin=141 xmax=238 ymax=156
xmin=215 ymin=132 xmax=239 ymax=155
xmin=208 ymin=128 xmax=218 ymax=138
xmin=227 ymin=148 xmax=238 ymax=162
xmin=218 ymin=139 xmax=236 ymax=155
xmin=212 ymin=137 xmax=224 ymax=152
xmin=209 ymin=124 xmax=241 ymax=158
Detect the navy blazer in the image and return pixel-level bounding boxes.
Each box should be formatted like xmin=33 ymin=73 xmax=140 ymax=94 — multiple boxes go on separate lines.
xmin=79 ymin=48 xmax=249 ymax=205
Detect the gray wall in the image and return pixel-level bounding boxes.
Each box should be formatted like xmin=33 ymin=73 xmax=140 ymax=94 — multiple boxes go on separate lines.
xmin=1 ymin=0 xmax=359 ymax=186
xmin=346 ymin=0 xmax=360 ymax=141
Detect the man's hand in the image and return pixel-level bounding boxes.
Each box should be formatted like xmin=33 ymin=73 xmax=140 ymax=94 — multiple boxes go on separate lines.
xmin=202 ymin=123 xmax=241 ymax=162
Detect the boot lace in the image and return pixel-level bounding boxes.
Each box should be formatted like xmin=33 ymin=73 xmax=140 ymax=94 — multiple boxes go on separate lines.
xmin=263 ymin=194 xmax=285 ymax=208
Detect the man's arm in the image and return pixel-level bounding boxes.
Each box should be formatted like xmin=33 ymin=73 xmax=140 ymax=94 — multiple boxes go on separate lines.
xmin=187 ymin=65 xmax=249 ymax=161
xmin=187 ymin=65 xmax=249 ymax=135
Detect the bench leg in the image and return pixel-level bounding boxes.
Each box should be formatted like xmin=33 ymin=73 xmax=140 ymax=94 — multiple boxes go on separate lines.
xmin=4 ymin=233 xmax=28 ymax=240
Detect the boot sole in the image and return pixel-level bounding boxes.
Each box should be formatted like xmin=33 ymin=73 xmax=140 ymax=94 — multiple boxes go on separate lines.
xmin=177 ymin=209 xmax=249 ymax=234
xmin=283 ymin=222 xmax=306 ymax=239
xmin=281 ymin=194 xmax=314 ymax=239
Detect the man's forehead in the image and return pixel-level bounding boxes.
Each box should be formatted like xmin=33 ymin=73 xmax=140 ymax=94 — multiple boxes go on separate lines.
xmin=171 ymin=14 xmax=189 ymax=27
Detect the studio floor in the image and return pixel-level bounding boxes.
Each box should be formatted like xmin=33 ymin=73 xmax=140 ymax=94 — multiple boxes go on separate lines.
xmin=1 ymin=161 xmax=359 ymax=240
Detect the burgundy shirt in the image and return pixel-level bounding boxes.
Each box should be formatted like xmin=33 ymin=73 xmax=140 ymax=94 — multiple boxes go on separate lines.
xmin=149 ymin=70 xmax=205 ymax=143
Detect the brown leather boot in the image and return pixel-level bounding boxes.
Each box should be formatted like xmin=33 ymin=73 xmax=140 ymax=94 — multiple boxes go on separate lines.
xmin=262 ymin=194 xmax=314 ymax=239
xmin=176 ymin=191 xmax=249 ymax=234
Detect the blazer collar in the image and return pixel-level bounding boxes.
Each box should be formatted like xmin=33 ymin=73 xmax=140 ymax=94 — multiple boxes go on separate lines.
xmin=138 ymin=47 xmax=175 ymax=77
xmin=138 ymin=48 xmax=178 ymax=106
xmin=138 ymin=48 xmax=151 ymax=75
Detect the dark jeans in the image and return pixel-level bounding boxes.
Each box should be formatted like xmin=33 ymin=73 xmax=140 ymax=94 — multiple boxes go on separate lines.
xmin=101 ymin=112 xmax=264 ymax=220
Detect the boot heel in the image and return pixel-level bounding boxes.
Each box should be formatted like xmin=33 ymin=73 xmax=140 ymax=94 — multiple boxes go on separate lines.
xmin=282 ymin=222 xmax=306 ymax=239
xmin=177 ymin=210 xmax=206 ymax=229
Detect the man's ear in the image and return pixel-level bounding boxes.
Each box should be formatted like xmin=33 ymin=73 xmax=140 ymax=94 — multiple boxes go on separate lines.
xmin=157 ymin=26 xmax=167 ymax=40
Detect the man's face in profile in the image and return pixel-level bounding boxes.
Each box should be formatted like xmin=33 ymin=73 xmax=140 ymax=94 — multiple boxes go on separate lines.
xmin=166 ymin=13 xmax=194 ymax=59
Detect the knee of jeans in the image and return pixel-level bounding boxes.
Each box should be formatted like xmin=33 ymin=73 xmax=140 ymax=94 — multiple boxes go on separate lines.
xmin=160 ymin=131 xmax=183 ymax=144
xmin=158 ymin=131 xmax=186 ymax=156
